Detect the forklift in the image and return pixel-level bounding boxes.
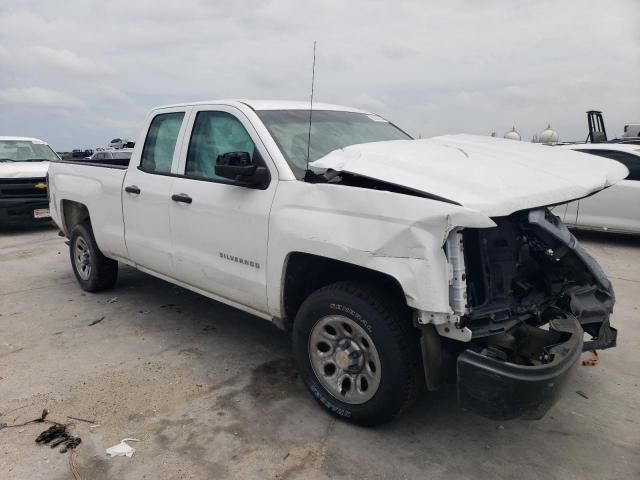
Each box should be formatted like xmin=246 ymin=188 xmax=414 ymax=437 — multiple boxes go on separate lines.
xmin=586 ymin=110 xmax=640 ymax=145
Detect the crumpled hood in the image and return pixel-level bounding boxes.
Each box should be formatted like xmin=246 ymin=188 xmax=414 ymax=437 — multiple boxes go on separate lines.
xmin=310 ymin=134 xmax=629 ymax=217
xmin=0 ymin=161 xmax=50 ymax=179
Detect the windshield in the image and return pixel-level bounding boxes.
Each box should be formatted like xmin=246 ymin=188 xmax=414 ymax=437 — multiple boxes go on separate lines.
xmin=256 ymin=110 xmax=412 ymax=179
xmin=0 ymin=140 xmax=59 ymax=162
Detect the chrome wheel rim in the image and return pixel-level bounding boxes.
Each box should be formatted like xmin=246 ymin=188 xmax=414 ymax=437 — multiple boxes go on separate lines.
xmin=74 ymin=236 xmax=92 ymax=281
xmin=308 ymin=315 xmax=381 ymax=404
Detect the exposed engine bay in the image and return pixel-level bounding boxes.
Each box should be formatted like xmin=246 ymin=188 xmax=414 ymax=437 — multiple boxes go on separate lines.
xmin=436 ymin=208 xmax=619 ymax=419
xmin=461 ymin=208 xmax=616 ymax=356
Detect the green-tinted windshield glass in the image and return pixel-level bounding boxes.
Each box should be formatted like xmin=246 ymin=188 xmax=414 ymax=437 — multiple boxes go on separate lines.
xmin=256 ymin=110 xmax=411 ymax=179
xmin=0 ymin=140 xmax=59 ymax=162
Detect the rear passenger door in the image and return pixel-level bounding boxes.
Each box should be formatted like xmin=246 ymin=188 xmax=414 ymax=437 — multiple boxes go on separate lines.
xmin=123 ymin=107 xmax=190 ymax=275
xmin=168 ymin=105 xmax=277 ymax=313
xmin=575 ymin=149 xmax=640 ymax=232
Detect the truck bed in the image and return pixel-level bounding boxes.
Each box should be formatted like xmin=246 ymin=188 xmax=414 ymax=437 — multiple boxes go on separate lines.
xmin=53 ymin=158 xmax=130 ymax=169
xmin=48 ymin=160 xmax=129 ymax=259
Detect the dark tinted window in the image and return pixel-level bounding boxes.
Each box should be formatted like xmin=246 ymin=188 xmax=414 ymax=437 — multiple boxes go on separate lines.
xmin=140 ymin=113 xmax=184 ymax=173
xmin=576 ymin=149 xmax=640 ymax=181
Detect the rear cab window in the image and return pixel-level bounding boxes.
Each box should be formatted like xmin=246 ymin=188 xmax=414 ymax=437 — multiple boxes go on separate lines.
xmin=140 ymin=112 xmax=186 ymax=174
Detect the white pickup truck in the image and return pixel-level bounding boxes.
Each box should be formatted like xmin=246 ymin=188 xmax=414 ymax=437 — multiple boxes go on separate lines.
xmin=48 ymin=100 xmax=627 ymax=425
xmin=0 ymin=136 xmax=58 ymax=225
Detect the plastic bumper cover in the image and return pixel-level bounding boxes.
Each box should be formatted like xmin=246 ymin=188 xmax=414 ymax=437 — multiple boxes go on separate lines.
xmin=0 ymin=198 xmax=50 ymax=225
xmin=457 ymin=315 xmax=583 ymax=420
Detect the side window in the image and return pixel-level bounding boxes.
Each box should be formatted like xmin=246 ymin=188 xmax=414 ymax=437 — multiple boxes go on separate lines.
xmin=185 ymin=111 xmax=256 ymax=181
xmin=578 ymin=149 xmax=640 ymax=181
xmin=140 ymin=112 xmax=185 ymax=173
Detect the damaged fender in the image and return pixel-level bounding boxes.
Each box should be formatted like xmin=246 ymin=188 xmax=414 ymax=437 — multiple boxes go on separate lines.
xmin=266 ymin=180 xmax=495 ymax=318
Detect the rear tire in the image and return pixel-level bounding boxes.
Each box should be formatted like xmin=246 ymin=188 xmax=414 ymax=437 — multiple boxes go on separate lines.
xmin=292 ymin=281 xmax=421 ymax=426
xmin=69 ymin=222 xmax=118 ymax=292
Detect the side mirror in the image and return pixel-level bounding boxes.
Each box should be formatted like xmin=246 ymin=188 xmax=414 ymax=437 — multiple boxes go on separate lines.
xmin=215 ymin=151 xmax=269 ymax=188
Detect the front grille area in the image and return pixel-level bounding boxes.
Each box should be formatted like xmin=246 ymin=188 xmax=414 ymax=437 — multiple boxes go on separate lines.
xmin=0 ymin=177 xmax=47 ymax=199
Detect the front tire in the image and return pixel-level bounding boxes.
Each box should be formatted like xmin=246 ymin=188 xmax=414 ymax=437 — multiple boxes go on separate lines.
xmin=69 ymin=222 xmax=118 ymax=292
xmin=292 ymin=281 xmax=421 ymax=426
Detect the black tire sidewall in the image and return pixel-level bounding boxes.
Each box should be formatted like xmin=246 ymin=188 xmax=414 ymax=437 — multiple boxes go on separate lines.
xmin=293 ymin=284 xmax=414 ymax=425
xmin=69 ymin=223 xmax=104 ymax=291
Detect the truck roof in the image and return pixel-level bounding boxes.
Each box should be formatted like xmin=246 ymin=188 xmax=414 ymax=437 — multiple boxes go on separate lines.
xmin=153 ymin=99 xmax=370 ymax=114
xmin=0 ymin=136 xmax=49 ymax=144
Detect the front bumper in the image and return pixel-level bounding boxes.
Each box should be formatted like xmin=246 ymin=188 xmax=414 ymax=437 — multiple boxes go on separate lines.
xmin=457 ymin=315 xmax=583 ymax=420
xmin=0 ymin=198 xmax=50 ymax=225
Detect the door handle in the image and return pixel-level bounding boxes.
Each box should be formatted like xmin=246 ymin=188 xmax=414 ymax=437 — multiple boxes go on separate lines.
xmin=171 ymin=193 xmax=192 ymax=204
xmin=125 ymin=185 xmax=141 ymax=195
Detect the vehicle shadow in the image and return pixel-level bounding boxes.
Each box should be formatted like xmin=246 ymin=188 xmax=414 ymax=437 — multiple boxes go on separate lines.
xmin=76 ymin=267 xmax=633 ymax=479
xmin=111 ymin=267 xmax=497 ymax=425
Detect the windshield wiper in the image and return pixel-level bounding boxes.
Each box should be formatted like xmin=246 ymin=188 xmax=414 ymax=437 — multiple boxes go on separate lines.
xmin=0 ymin=158 xmax=17 ymax=162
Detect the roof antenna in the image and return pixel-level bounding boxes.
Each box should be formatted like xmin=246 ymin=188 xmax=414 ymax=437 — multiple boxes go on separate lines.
xmin=304 ymin=41 xmax=317 ymax=181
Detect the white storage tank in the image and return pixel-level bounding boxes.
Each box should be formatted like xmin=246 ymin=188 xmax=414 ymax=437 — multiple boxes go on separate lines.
xmin=539 ymin=124 xmax=559 ymax=144
xmin=504 ymin=127 xmax=522 ymax=141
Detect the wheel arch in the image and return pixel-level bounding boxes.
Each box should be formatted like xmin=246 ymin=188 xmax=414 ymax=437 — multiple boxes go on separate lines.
xmin=280 ymin=252 xmax=410 ymax=330
xmin=61 ymin=200 xmax=91 ymax=236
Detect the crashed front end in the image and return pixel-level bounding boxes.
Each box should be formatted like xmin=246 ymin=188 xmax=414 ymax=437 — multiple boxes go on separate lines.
xmin=446 ymin=208 xmax=616 ymax=420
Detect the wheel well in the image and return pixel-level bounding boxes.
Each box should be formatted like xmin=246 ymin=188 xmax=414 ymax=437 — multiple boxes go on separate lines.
xmin=282 ymin=252 xmax=408 ymax=327
xmin=61 ymin=200 xmax=90 ymax=235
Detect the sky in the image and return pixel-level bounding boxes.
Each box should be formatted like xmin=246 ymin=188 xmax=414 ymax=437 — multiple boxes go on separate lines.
xmin=0 ymin=0 xmax=638 ymax=151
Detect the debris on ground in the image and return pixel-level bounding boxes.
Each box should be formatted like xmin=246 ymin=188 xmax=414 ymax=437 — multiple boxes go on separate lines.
xmin=67 ymin=415 xmax=96 ymax=424
xmin=107 ymin=297 xmax=118 ymax=304
xmin=2 ymin=408 xmax=85 ymax=478
xmin=106 ymin=438 xmax=140 ymax=457
xmin=582 ymin=350 xmax=599 ymax=366
xmin=1 ymin=409 xmax=49 ymax=429
xmin=35 ymin=425 xmax=81 ymax=453
xmin=87 ymin=316 xmax=105 ymax=327
xmin=576 ymin=390 xmax=589 ymax=399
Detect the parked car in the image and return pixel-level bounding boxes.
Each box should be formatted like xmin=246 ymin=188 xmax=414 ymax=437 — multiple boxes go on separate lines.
xmin=554 ymin=143 xmax=640 ymax=233
xmin=622 ymin=124 xmax=640 ymax=138
xmin=0 ymin=136 xmax=58 ymax=225
xmin=71 ymin=149 xmax=93 ymax=158
xmin=84 ymin=148 xmax=133 ymax=166
xmin=108 ymin=138 xmax=129 ymax=149
xmin=48 ymin=100 xmax=625 ymax=424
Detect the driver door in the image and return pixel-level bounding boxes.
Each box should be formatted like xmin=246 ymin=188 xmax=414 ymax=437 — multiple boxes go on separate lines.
xmin=168 ymin=106 xmax=277 ymax=313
